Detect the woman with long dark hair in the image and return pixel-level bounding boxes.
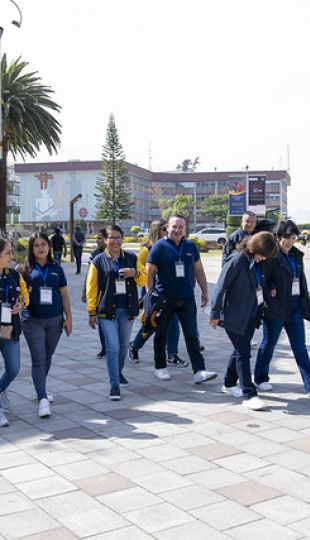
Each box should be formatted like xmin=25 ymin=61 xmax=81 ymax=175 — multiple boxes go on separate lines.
xmin=0 ymin=239 xmax=29 ymax=427
xmin=17 ymin=233 xmax=72 ymax=418
xmin=86 ymin=225 xmax=147 ymax=401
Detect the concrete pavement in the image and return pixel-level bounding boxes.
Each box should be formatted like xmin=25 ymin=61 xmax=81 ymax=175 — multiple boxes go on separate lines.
xmin=1 ymin=247 xmax=310 ymax=539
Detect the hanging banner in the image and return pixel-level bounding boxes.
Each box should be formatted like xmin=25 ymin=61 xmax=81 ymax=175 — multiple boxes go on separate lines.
xmin=248 ymin=175 xmax=266 ymax=215
xmin=229 ymin=175 xmax=246 ymax=216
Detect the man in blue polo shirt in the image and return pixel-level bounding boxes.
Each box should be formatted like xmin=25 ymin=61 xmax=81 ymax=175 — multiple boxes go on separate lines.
xmin=147 ymin=214 xmax=217 ymax=383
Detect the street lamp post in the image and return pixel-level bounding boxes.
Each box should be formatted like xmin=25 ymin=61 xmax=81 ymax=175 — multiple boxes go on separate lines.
xmin=70 ymin=194 xmax=82 ymax=262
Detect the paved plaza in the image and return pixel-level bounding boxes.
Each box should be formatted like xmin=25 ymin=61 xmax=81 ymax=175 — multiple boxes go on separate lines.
xmin=1 ymin=248 xmax=310 ymax=539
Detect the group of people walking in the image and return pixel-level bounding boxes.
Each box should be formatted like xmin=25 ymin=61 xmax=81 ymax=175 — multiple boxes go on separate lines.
xmin=0 ymin=214 xmax=310 ymax=426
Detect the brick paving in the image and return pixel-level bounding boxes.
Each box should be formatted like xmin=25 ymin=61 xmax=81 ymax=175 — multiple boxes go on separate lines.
xmin=0 ymin=247 xmax=310 ymax=539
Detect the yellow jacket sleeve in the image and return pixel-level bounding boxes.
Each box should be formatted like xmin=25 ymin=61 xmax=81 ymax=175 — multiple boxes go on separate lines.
xmin=134 ymin=257 xmax=148 ymax=287
xmin=138 ymin=246 xmax=149 ymax=268
xmin=19 ymin=274 xmax=29 ymax=307
xmin=86 ymin=263 xmax=99 ymax=315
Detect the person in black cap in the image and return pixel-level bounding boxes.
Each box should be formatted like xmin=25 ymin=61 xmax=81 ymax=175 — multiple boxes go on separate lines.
xmin=72 ymin=225 xmax=86 ymax=274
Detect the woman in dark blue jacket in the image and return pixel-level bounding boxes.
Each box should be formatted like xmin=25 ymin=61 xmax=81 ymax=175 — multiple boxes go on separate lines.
xmin=254 ymin=220 xmax=310 ymax=394
xmin=210 ymin=232 xmax=278 ymax=410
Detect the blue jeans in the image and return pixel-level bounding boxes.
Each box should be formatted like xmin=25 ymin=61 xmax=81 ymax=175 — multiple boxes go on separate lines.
xmin=254 ymin=309 xmax=310 ymax=392
xmin=154 ymin=297 xmax=205 ymax=373
xmin=99 ymin=309 xmax=134 ymax=388
xmin=133 ymin=312 xmax=180 ymax=354
xmin=225 ymin=317 xmax=257 ymax=399
xmin=23 ymin=315 xmax=63 ymax=400
xmin=98 ymin=317 xmax=106 ymax=351
xmin=53 ymin=252 xmax=62 ymax=264
xmin=0 ymin=337 xmax=20 ymax=402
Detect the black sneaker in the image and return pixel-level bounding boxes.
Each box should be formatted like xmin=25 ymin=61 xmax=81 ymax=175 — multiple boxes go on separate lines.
xmin=110 ymin=387 xmax=121 ymax=401
xmin=167 ymin=354 xmax=189 ymax=368
xmin=97 ymin=349 xmax=106 ymax=359
xmin=119 ymin=373 xmax=129 ymax=387
xmin=128 ymin=342 xmax=139 ymax=363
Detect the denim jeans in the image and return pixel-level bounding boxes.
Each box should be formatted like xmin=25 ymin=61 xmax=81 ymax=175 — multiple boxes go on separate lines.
xmin=23 ymin=315 xmax=63 ymax=400
xmin=0 ymin=337 xmax=21 ymax=401
xmin=133 ymin=312 xmax=180 ymax=355
xmin=254 ymin=308 xmax=310 ymax=392
xmin=97 ymin=316 xmax=106 ymax=351
xmin=99 ymin=309 xmax=134 ymax=387
xmin=225 ymin=316 xmax=257 ymax=399
xmin=53 ymin=252 xmax=62 ymax=265
xmin=73 ymin=246 xmax=83 ymax=273
xmin=154 ymin=297 xmax=205 ymax=373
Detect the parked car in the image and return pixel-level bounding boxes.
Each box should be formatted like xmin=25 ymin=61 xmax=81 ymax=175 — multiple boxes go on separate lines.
xmin=138 ymin=229 xmax=149 ymax=238
xmin=190 ymin=228 xmax=226 ymax=245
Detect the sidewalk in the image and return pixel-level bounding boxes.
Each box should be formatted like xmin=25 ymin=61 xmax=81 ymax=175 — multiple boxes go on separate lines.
xmin=1 ymin=251 xmax=310 ymax=539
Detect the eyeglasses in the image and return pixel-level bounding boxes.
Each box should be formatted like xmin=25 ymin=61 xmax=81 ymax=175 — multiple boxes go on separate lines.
xmin=107 ymin=236 xmax=122 ymax=242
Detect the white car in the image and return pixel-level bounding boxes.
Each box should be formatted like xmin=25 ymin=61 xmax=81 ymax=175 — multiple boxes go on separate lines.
xmin=190 ymin=228 xmax=226 ymax=245
xmin=138 ymin=229 xmax=149 ymax=238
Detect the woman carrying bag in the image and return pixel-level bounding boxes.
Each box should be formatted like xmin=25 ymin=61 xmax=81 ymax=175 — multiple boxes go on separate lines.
xmin=0 ymin=239 xmax=29 ymax=427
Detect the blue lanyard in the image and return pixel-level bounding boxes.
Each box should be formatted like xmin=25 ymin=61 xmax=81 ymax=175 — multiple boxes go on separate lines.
xmin=35 ymin=264 xmax=49 ymax=285
xmin=167 ymin=239 xmax=184 ymax=261
xmin=252 ymin=263 xmax=262 ymax=287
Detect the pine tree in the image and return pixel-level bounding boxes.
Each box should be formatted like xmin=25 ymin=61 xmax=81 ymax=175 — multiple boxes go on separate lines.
xmin=94 ymin=114 xmax=134 ymax=225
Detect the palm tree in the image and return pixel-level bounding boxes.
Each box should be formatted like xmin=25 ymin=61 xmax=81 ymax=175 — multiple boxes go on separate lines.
xmin=176 ymin=157 xmax=200 ymax=172
xmin=0 ymin=54 xmax=62 ymax=233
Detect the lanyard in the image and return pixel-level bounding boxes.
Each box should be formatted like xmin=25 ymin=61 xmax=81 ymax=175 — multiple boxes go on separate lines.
xmin=252 ymin=262 xmax=262 ymax=287
xmin=35 ymin=264 xmax=49 ymax=285
xmin=167 ymin=239 xmax=184 ymax=261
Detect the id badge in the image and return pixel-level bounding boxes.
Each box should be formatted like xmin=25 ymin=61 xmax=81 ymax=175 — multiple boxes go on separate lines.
xmin=256 ymin=286 xmax=264 ymax=305
xmin=115 ymin=279 xmax=126 ymax=294
xmin=1 ymin=303 xmax=12 ymax=323
xmin=39 ymin=287 xmax=53 ymax=304
xmin=175 ymin=262 xmax=185 ymax=278
xmin=292 ymin=278 xmax=300 ymax=296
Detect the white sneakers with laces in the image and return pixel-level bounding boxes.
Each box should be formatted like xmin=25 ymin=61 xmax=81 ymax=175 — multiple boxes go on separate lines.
xmin=38 ymin=398 xmax=51 ymax=418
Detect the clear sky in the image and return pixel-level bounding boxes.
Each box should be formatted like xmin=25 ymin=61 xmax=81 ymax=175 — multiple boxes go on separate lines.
xmin=1 ymin=0 xmax=309 ymax=222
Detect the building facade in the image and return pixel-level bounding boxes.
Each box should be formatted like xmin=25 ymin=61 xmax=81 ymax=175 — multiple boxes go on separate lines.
xmin=14 ymin=160 xmax=290 ymax=233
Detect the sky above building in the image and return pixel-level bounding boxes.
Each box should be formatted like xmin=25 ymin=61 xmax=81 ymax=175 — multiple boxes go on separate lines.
xmin=1 ymin=0 xmax=309 ymax=222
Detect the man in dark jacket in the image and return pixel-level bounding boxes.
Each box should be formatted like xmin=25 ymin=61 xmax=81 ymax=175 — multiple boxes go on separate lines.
xmin=72 ymin=225 xmax=86 ymax=274
xmin=51 ymin=228 xmax=67 ymax=265
xmin=222 ymin=211 xmax=257 ymax=267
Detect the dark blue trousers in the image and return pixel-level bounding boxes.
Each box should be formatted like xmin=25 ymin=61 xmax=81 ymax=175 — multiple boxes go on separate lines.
xmin=225 ymin=317 xmax=257 ymax=399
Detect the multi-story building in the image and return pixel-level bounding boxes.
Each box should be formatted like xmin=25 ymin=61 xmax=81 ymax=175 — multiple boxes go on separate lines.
xmin=14 ymin=160 xmax=290 ymax=233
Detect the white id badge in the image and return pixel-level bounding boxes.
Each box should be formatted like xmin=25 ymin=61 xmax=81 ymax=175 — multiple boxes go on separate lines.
xmin=39 ymin=287 xmax=53 ymax=304
xmin=292 ymin=278 xmax=300 ymax=296
xmin=1 ymin=303 xmax=12 ymax=323
xmin=175 ymin=262 xmax=185 ymax=278
xmin=115 ymin=279 xmax=126 ymax=294
xmin=256 ymin=286 xmax=264 ymax=305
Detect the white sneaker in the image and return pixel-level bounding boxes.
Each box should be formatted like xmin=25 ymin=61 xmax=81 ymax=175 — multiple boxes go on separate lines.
xmin=34 ymin=391 xmax=54 ymax=403
xmin=38 ymin=398 xmax=51 ymax=418
xmin=154 ymin=368 xmax=171 ymax=380
xmin=0 ymin=391 xmax=11 ymax=411
xmin=255 ymin=381 xmax=273 ymax=392
xmin=0 ymin=408 xmax=10 ymax=427
xmin=243 ymin=396 xmax=266 ymax=410
xmin=250 ymin=339 xmax=258 ymax=348
xmin=221 ymin=385 xmax=243 ymax=398
xmin=194 ymin=370 xmax=218 ymax=384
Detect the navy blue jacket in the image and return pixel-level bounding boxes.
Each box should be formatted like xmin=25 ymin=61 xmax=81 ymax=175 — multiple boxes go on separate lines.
xmin=263 ymin=246 xmax=309 ymax=322
xmin=221 ymin=228 xmax=249 ymax=267
xmin=211 ymin=252 xmax=260 ymax=335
